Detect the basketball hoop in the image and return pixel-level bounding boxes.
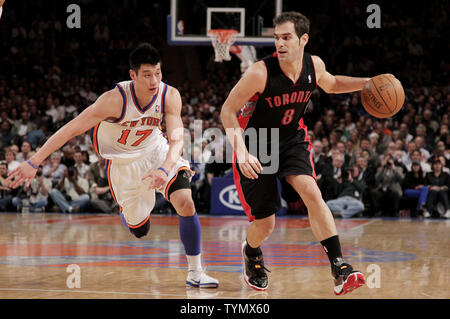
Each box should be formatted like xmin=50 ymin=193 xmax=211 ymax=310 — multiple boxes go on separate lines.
xmin=207 ymin=29 xmax=238 ymax=62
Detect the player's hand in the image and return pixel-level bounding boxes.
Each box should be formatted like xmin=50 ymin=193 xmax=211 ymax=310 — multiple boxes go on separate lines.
xmin=142 ymin=168 xmax=168 ymax=191
xmin=7 ymin=161 xmax=38 ymax=189
xmin=237 ymin=153 xmax=262 ymax=180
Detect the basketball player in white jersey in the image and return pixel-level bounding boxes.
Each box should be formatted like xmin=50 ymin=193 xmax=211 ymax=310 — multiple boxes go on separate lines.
xmin=8 ymin=43 xmax=219 ymax=288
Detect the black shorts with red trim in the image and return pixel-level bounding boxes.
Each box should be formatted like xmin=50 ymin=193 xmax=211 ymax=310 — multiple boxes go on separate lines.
xmin=233 ymin=129 xmax=316 ymax=221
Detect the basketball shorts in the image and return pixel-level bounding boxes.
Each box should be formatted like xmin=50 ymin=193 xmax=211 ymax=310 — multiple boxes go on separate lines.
xmin=106 ymin=152 xmax=191 ymax=228
xmin=233 ymin=129 xmax=316 ymax=221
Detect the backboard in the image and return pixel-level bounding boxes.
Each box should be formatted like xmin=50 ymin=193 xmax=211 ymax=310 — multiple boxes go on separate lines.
xmin=167 ymin=0 xmax=283 ymax=46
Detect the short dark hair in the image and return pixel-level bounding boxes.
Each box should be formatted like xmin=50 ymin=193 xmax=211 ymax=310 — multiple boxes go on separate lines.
xmin=273 ymin=11 xmax=310 ymax=37
xmin=129 ymin=43 xmax=161 ymax=73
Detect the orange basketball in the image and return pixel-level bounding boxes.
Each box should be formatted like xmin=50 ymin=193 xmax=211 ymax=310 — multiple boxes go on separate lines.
xmin=361 ymin=74 xmax=405 ymax=118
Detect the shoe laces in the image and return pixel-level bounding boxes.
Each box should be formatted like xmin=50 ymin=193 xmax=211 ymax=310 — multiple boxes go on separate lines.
xmin=332 ymin=257 xmax=353 ymax=279
xmin=248 ymin=255 xmax=271 ymax=274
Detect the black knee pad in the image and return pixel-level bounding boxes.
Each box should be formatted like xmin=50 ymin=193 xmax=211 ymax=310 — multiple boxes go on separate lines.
xmin=167 ymin=169 xmax=192 ymax=199
xmin=129 ymin=219 xmax=150 ymax=238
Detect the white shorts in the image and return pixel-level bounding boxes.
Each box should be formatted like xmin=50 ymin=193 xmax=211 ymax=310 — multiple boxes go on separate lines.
xmin=106 ymin=153 xmax=191 ymax=228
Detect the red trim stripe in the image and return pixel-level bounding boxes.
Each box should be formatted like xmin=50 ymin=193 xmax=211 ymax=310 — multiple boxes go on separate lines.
xmin=92 ymin=123 xmax=100 ymax=154
xmin=128 ymin=214 xmax=151 ymax=229
xmin=298 ymin=119 xmax=317 ymax=181
xmin=232 ymin=152 xmax=255 ymax=222
xmin=106 ymin=160 xmax=118 ymax=202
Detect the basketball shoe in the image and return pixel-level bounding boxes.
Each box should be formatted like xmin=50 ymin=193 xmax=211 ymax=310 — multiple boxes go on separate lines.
xmin=332 ymin=257 xmax=365 ymax=295
xmin=186 ymin=269 xmax=219 ymax=288
xmin=241 ymin=241 xmax=270 ymax=291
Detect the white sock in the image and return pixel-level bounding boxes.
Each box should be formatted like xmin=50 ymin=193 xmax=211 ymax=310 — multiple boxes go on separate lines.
xmin=187 ymin=254 xmax=202 ymax=271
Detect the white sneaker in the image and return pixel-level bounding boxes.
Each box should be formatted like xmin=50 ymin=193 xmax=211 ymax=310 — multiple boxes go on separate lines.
xmin=423 ymin=209 xmax=431 ymax=219
xmin=444 ymin=209 xmax=450 ymax=219
xmin=186 ymin=269 xmax=219 ymax=288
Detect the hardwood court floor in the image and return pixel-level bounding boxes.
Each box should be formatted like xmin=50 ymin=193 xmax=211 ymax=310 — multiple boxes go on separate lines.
xmin=0 ymin=212 xmax=448 ymax=299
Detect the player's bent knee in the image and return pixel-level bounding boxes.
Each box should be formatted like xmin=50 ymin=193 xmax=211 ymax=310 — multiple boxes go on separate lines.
xmin=175 ymin=198 xmax=196 ymax=217
xmin=302 ymin=187 xmax=323 ymax=204
xmin=129 ymin=219 xmax=150 ymax=238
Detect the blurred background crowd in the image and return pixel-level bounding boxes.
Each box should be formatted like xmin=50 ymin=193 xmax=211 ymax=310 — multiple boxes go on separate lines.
xmin=0 ymin=1 xmax=448 ymax=218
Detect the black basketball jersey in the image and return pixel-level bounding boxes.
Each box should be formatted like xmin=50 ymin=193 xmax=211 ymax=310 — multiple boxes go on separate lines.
xmin=238 ymin=52 xmax=317 ymax=146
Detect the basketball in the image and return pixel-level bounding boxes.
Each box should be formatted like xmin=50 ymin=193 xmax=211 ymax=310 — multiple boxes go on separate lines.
xmin=361 ymin=74 xmax=405 ymax=118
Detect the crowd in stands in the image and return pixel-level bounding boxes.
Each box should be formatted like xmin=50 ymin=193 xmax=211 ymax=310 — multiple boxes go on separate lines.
xmin=0 ymin=1 xmax=448 ymax=218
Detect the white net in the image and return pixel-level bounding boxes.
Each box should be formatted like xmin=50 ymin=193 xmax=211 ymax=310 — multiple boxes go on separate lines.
xmin=207 ymin=29 xmax=238 ymax=62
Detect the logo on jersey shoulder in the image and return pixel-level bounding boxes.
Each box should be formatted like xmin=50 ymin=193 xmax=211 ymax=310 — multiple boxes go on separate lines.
xmin=155 ymin=104 xmax=160 ymax=113
xmin=240 ymin=101 xmax=256 ymax=117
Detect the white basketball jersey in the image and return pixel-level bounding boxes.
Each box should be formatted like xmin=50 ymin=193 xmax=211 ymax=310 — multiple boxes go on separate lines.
xmin=91 ymin=80 xmax=169 ymax=160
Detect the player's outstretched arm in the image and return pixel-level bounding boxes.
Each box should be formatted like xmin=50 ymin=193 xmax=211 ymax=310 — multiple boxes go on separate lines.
xmin=312 ymin=55 xmax=371 ymax=94
xmin=220 ymin=62 xmax=266 ymax=179
xmin=7 ymin=89 xmax=123 ymax=189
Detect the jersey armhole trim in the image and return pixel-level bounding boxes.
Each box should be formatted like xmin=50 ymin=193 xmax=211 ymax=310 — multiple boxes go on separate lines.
xmin=261 ymin=59 xmax=270 ymax=95
xmin=112 ymin=83 xmax=127 ymax=123
xmin=161 ymin=83 xmax=168 ymax=114
xmin=309 ymin=55 xmax=318 ymax=89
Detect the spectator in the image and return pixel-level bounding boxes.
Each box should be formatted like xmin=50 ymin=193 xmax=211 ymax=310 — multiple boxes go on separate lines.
xmin=311 ymin=139 xmax=327 ymax=179
xmin=73 ymin=150 xmax=89 ymax=179
xmin=326 ymin=165 xmax=366 ymax=219
xmin=15 ymin=140 xmax=35 ymax=163
xmin=373 ymin=121 xmax=392 ymax=155
xmin=50 ymin=166 xmax=90 ymax=213
xmin=42 ymin=151 xmax=67 ymax=187
xmin=402 ymin=141 xmax=417 ymax=167
xmin=0 ymin=161 xmax=14 ymax=211
xmin=406 ymin=149 xmax=431 ymax=173
xmin=370 ymin=154 xmax=405 ymax=216
xmin=12 ymin=110 xmax=37 ymax=140
xmin=86 ymin=156 xmax=117 ymax=214
xmin=0 ymin=121 xmax=18 ymax=147
xmin=4 ymin=148 xmax=20 ymax=173
xmin=402 ymin=161 xmax=430 ymax=218
xmin=424 ymin=158 xmax=450 ymax=218
xmin=355 ymin=155 xmax=376 ymax=188
xmin=320 ymin=151 xmax=345 ymax=202
xmin=12 ymin=167 xmax=52 ymax=212
xmin=414 ymin=136 xmax=431 ymax=161
xmin=398 ymin=123 xmax=414 ymax=144
xmin=360 ymin=137 xmax=379 ymax=167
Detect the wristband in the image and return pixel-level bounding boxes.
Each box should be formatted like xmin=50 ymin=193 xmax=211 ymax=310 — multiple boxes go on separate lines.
xmin=26 ymin=160 xmax=39 ymax=169
xmin=158 ymin=167 xmax=169 ymax=177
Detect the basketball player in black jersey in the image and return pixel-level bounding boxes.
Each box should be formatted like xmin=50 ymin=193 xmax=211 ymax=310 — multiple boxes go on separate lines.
xmin=221 ymin=12 xmax=378 ymax=295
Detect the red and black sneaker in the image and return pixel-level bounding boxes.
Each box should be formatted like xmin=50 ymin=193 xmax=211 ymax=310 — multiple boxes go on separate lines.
xmin=332 ymin=257 xmax=365 ymax=295
xmin=241 ymin=241 xmax=270 ymax=291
